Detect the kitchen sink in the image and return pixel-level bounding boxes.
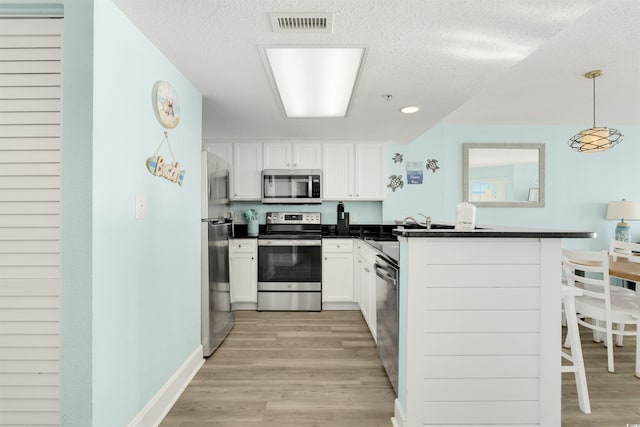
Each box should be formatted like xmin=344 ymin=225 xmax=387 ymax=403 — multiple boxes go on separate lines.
xmin=396 ymin=223 xmax=454 ymax=230
xmin=396 ymin=223 xmax=485 ymax=230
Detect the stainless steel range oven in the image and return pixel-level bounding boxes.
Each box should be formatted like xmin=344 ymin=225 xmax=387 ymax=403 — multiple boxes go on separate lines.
xmin=257 ymin=212 xmax=322 ymax=311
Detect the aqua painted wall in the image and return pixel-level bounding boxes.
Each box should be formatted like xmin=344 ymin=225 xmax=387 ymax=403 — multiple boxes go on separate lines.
xmin=92 ymin=1 xmax=202 ymax=426
xmin=384 ymin=124 xmax=448 ymax=225
xmin=385 ymin=124 xmax=640 ymax=249
xmin=60 ymin=1 xmax=95 ymax=423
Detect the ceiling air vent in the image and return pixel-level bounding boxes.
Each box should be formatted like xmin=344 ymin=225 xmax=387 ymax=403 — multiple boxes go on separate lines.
xmin=270 ymin=13 xmax=333 ymax=33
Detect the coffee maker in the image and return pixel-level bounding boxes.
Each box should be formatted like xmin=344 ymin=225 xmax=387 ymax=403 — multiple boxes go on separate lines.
xmin=337 ymin=201 xmax=350 ymax=235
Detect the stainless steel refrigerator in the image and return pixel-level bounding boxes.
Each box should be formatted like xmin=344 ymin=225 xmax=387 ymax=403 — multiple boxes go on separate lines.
xmin=201 ymin=151 xmax=234 ymax=357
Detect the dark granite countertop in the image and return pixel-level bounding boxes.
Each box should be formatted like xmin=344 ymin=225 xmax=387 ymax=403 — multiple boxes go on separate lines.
xmin=232 ymin=222 xmax=594 ymax=240
xmin=232 ymin=223 xmax=398 ymax=240
xmin=231 ymin=224 xmax=259 ymax=238
xmin=393 ymin=224 xmax=595 ymax=239
xmin=321 ymin=224 xmax=398 ymax=240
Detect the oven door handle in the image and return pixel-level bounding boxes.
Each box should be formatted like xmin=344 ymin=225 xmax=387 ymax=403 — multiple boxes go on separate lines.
xmin=258 ymin=239 xmax=322 ymax=247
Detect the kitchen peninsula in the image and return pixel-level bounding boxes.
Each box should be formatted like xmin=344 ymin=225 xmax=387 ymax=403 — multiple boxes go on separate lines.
xmin=391 ymin=226 xmax=594 ymax=427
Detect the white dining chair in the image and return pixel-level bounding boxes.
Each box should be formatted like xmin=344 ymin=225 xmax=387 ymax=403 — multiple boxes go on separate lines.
xmin=561 ymin=284 xmax=591 ymax=414
xmin=562 ymin=248 xmax=640 ymax=377
xmin=608 ymin=240 xmax=640 ymax=297
xmin=605 ymin=240 xmax=639 ymax=345
xmin=609 ymin=239 xmax=640 ymax=261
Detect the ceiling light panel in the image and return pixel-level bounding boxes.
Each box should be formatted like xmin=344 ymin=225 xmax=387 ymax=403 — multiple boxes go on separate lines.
xmin=264 ymin=47 xmax=365 ymax=118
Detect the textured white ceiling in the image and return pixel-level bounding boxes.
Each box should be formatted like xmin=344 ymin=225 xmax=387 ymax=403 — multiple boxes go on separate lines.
xmin=112 ymin=0 xmax=638 ymax=145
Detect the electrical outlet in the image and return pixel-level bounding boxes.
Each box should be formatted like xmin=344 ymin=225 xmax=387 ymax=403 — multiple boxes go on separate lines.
xmin=135 ymin=194 xmax=145 ymax=219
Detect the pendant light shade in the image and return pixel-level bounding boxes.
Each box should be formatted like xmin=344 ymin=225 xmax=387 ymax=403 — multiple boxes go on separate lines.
xmin=568 ymin=70 xmax=623 ymax=153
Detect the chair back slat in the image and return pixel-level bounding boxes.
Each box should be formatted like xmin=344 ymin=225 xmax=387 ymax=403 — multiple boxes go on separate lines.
xmin=561 ymin=249 xmax=611 ymax=304
xmin=609 ymin=240 xmax=640 ymax=261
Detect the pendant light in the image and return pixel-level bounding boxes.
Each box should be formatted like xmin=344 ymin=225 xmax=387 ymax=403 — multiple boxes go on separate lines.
xmin=568 ymin=70 xmax=623 ymax=153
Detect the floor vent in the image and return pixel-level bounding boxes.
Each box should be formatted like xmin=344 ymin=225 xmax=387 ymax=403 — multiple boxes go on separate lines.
xmin=270 ymin=13 xmax=333 ymax=33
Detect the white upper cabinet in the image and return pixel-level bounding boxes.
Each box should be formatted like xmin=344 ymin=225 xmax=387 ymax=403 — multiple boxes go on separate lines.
xmin=322 ymin=144 xmax=355 ymax=200
xmin=263 ymin=143 xmax=289 ymax=169
xmin=355 ymin=144 xmax=386 ymax=200
xmin=231 ymin=143 xmax=262 ymax=200
xmin=221 ymin=142 xmax=383 ymax=201
xmin=263 ymin=143 xmax=322 ymax=169
xmin=203 ymin=141 xmax=233 ymax=166
xmin=294 ymin=144 xmax=323 ymax=169
xmin=323 ymin=144 xmax=385 ymax=201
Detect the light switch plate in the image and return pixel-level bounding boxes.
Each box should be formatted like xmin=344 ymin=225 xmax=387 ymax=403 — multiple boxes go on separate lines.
xmin=135 ymin=194 xmax=145 ymax=219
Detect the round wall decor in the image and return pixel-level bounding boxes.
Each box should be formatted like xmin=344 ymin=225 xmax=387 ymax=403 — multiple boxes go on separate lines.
xmin=152 ymin=80 xmax=180 ymax=129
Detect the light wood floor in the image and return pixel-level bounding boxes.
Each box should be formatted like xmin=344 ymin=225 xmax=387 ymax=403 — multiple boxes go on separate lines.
xmin=160 ymin=311 xmax=395 ymax=427
xmin=161 ymin=311 xmax=640 ymax=427
xmin=562 ymin=323 xmax=640 ymax=426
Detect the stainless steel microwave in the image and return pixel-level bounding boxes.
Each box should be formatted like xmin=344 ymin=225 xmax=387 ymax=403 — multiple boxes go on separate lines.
xmin=262 ymin=169 xmax=322 ymax=204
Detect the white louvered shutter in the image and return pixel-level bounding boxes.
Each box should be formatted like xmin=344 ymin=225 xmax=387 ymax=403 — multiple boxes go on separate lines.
xmin=0 ymin=18 xmax=63 ymax=426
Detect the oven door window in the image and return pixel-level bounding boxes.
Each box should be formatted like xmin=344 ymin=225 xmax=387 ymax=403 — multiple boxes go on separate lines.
xmin=258 ymin=245 xmax=321 ymax=283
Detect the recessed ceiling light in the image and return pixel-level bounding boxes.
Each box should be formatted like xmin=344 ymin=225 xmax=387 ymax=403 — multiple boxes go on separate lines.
xmin=400 ymin=106 xmax=420 ymax=114
xmin=263 ymin=47 xmax=365 ymax=118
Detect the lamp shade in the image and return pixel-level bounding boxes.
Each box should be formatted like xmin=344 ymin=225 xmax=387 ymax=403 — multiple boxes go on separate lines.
xmin=606 ymin=200 xmax=640 ymax=221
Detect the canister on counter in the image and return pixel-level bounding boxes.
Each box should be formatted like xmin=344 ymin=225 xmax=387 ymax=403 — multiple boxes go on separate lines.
xmin=455 ymin=202 xmax=476 ymax=231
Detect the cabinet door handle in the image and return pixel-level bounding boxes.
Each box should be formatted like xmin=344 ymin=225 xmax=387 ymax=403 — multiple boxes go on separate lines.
xmin=336 ymin=245 xmax=340 ymax=248
xmin=238 ymin=244 xmax=242 ymax=248
xmin=251 ymin=257 xmax=254 ymax=260
xmin=324 ymin=257 xmax=328 ymax=260
xmin=293 ymin=163 xmax=297 ymax=167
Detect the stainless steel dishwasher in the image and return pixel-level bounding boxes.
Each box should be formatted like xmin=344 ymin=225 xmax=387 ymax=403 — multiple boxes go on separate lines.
xmin=375 ymin=253 xmax=399 ymax=394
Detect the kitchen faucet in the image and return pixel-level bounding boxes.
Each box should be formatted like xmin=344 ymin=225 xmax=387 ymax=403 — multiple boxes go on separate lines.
xmin=402 ymin=213 xmax=432 ymax=229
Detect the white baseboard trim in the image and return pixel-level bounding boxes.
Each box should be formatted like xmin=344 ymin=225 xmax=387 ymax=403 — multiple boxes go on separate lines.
xmin=231 ymin=302 xmax=258 ymax=310
xmin=322 ymin=302 xmax=360 ymax=310
xmin=127 ymin=345 xmax=204 ymax=427
xmin=391 ymin=398 xmax=405 ymax=427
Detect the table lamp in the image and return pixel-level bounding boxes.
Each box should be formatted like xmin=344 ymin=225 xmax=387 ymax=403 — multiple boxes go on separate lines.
xmin=606 ymin=199 xmax=640 ymax=242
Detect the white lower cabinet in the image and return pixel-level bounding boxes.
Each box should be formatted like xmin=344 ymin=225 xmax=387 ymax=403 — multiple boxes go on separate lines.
xmin=229 ymin=239 xmax=257 ymax=309
xmin=355 ymin=243 xmax=377 ymax=341
xmin=322 ymin=239 xmax=357 ymax=310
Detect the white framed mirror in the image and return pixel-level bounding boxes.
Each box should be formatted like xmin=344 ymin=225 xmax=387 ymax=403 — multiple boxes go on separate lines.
xmin=462 ymin=143 xmax=545 ymax=208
